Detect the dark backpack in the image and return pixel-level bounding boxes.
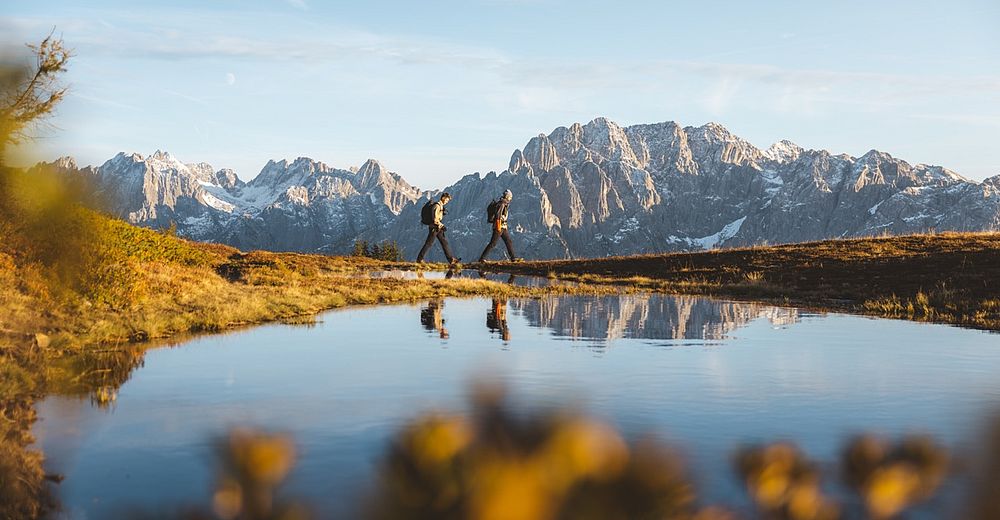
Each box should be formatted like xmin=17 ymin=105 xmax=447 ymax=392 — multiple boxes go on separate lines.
xmin=420 ymin=200 xmax=436 ymax=225
xmin=486 ymin=198 xmax=502 ymax=223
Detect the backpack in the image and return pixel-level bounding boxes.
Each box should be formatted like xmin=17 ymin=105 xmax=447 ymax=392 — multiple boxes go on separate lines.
xmin=486 ymin=198 xmax=502 ymax=223
xmin=420 ymin=200 xmax=436 ymax=225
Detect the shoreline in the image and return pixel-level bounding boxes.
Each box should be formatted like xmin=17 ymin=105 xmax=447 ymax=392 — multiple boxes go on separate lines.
xmin=474 ymin=232 xmax=1000 ymax=332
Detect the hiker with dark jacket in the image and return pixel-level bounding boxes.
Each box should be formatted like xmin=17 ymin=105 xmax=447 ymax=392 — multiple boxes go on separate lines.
xmin=416 ymin=192 xmax=460 ymax=264
xmin=478 ymin=189 xmax=517 ymax=262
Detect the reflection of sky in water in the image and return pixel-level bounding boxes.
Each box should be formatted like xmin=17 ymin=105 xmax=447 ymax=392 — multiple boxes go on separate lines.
xmin=34 ymin=294 xmax=1000 ymax=518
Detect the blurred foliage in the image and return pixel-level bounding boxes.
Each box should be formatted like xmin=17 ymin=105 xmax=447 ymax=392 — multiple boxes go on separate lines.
xmin=0 ymin=30 xmax=71 ymax=159
xmin=353 ymin=239 xmax=403 ymax=262
xmin=142 ymin=387 xmax=1000 ymax=520
xmin=735 ymin=443 xmax=839 ymax=520
xmin=209 ymin=428 xmax=308 ymax=520
xmin=841 ymin=435 xmax=948 ymax=519
xmin=367 ymin=385 xmax=725 ymax=520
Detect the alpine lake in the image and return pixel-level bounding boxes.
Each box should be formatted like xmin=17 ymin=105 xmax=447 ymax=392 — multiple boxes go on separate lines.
xmin=30 ymin=271 xmax=1000 ymax=518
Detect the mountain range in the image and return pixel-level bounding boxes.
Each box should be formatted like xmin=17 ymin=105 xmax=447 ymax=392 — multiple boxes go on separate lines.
xmin=48 ymin=117 xmax=1000 ymax=260
xmin=511 ymin=294 xmax=800 ymax=342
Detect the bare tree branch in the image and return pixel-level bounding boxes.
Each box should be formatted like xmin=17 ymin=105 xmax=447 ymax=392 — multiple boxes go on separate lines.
xmin=0 ymin=28 xmax=73 ymax=157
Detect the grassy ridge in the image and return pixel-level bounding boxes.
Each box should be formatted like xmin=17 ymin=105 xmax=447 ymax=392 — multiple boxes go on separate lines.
xmin=486 ymin=232 xmax=1000 ymax=330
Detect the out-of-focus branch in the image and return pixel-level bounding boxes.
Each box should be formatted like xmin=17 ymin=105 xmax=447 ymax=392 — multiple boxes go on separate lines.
xmin=0 ymin=29 xmax=72 ymax=159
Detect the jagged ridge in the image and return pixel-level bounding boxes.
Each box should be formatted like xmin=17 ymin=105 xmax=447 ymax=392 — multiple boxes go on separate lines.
xmin=49 ymin=118 xmax=1000 ymax=259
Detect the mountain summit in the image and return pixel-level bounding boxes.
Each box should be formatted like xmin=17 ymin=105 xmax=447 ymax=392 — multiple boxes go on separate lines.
xmin=54 ymin=118 xmax=1000 ymax=259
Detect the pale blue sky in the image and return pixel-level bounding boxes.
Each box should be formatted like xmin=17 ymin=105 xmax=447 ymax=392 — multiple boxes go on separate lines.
xmin=3 ymin=0 xmax=999 ymax=187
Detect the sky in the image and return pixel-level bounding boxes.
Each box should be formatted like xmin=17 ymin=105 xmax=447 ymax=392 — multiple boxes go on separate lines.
xmin=2 ymin=0 xmax=999 ymax=188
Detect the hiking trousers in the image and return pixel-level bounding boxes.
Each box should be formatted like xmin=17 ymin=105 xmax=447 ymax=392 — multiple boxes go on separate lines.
xmin=478 ymin=227 xmax=515 ymax=262
xmin=417 ymin=226 xmax=456 ymax=262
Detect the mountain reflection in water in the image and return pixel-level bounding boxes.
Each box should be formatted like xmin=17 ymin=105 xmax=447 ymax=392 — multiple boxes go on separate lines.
xmin=28 ymin=290 xmax=1000 ymax=518
xmin=512 ymin=294 xmax=801 ymax=342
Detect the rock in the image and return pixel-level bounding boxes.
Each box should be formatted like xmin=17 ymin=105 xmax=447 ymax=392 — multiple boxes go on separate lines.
xmin=33 ymin=333 xmax=50 ymax=349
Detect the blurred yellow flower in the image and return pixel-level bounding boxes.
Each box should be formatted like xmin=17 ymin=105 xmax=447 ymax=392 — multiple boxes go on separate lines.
xmin=865 ymin=463 xmax=920 ymax=519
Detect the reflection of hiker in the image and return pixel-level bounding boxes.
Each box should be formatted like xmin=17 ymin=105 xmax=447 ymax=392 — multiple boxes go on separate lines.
xmin=416 ymin=192 xmax=460 ymax=264
xmin=486 ymin=298 xmax=510 ymax=342
xmin=420 ymin=299 xmax=449 ymax=339
xmin=478 ymin=190 xmax=518 ymax=262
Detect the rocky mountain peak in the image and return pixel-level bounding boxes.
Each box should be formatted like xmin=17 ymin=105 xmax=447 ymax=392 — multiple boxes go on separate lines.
xmin=508 ymin=149 xmax=528 ymax=173
xmin=358 ymin=158 xmax=383 ymax=173
xmin=682 ymin=122 xmax=761 ymax=169
xmin=763 ymin=140 xmax=804 ymax=163
xmin=149 ymin=149 xmax=172 ymax=161
xmin=353 ymin=158 xmax=421 ymax=210
xmin=214 ymin=168 xmax=244 ymax=191
xmin=691 ymin=122 xmax=736 ymax=140
xmin=52 ymin=156 xmax=78 ymax=170
xmin=580 ymin=117 xmax=636 ymax=163
xmin=108 ymin=151 xmax=144 ymax=164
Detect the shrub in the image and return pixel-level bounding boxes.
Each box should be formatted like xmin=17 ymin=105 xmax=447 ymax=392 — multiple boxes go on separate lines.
xmin=352 ymin=239 xmax=402 ymax=262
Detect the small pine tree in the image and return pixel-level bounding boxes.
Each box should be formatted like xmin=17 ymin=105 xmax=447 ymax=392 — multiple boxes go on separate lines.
xmin=378 ymin=241 xmax=402 ymax=262
xmin=352 ymin=240 xmax=370 ymax=257
xmin=161 ymin=220 xmax=178 ymax=237
xmin=351 ymin=239 xmax=400 ymax=261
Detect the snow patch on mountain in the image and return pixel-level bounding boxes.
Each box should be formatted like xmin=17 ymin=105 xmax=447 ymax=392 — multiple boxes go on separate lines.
xmin=691 ymin=216 xmax=747 ymax=249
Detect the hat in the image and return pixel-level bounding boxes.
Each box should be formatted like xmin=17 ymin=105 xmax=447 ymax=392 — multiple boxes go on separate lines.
xmin=502 ymin=189 xmax=513 ymax=200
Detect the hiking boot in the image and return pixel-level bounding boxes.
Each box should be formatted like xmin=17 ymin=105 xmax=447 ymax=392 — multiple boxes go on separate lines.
xmin=510 ymin=257 xmax=524 ymax=263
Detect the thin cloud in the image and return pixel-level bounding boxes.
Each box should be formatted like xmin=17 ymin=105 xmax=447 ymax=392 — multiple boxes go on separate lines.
xmin=69 ymin=23 xmax=510 ymax=70
xmin=162 ymin=89 xmax=211 ymax=107
xmin=908 ymin=113 xmax=1000 ymax=128
xmin=70 ymin=92 xmax=140 ymax=111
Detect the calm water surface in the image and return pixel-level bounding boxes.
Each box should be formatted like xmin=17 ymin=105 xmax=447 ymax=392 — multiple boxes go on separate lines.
xmin=34 ymin=291 xmax=1000 ymax=518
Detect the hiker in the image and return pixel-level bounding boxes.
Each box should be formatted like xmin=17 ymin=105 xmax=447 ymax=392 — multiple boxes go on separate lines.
xmin=416 ymin=192 xmax=460 ymax=264
xmin=478 ymin=189 xmax=518 ymax=262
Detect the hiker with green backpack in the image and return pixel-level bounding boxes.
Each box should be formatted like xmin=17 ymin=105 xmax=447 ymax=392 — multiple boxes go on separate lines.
xmin=478 ymin=189 xmax=519 ymax=262
xmin=416 ymin=192 xmax=460 ymax=264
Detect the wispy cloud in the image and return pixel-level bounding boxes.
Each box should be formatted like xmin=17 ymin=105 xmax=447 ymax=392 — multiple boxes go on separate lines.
xmin=162 ymin=89 xmax=211 ymax=107
xmin=64 ymin=21 xmax=511 ymax=70
xmin=70 ymin=92 xmax=140 ymax=111
xmin=908 ymin=113 xmax=1000 ymax=128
